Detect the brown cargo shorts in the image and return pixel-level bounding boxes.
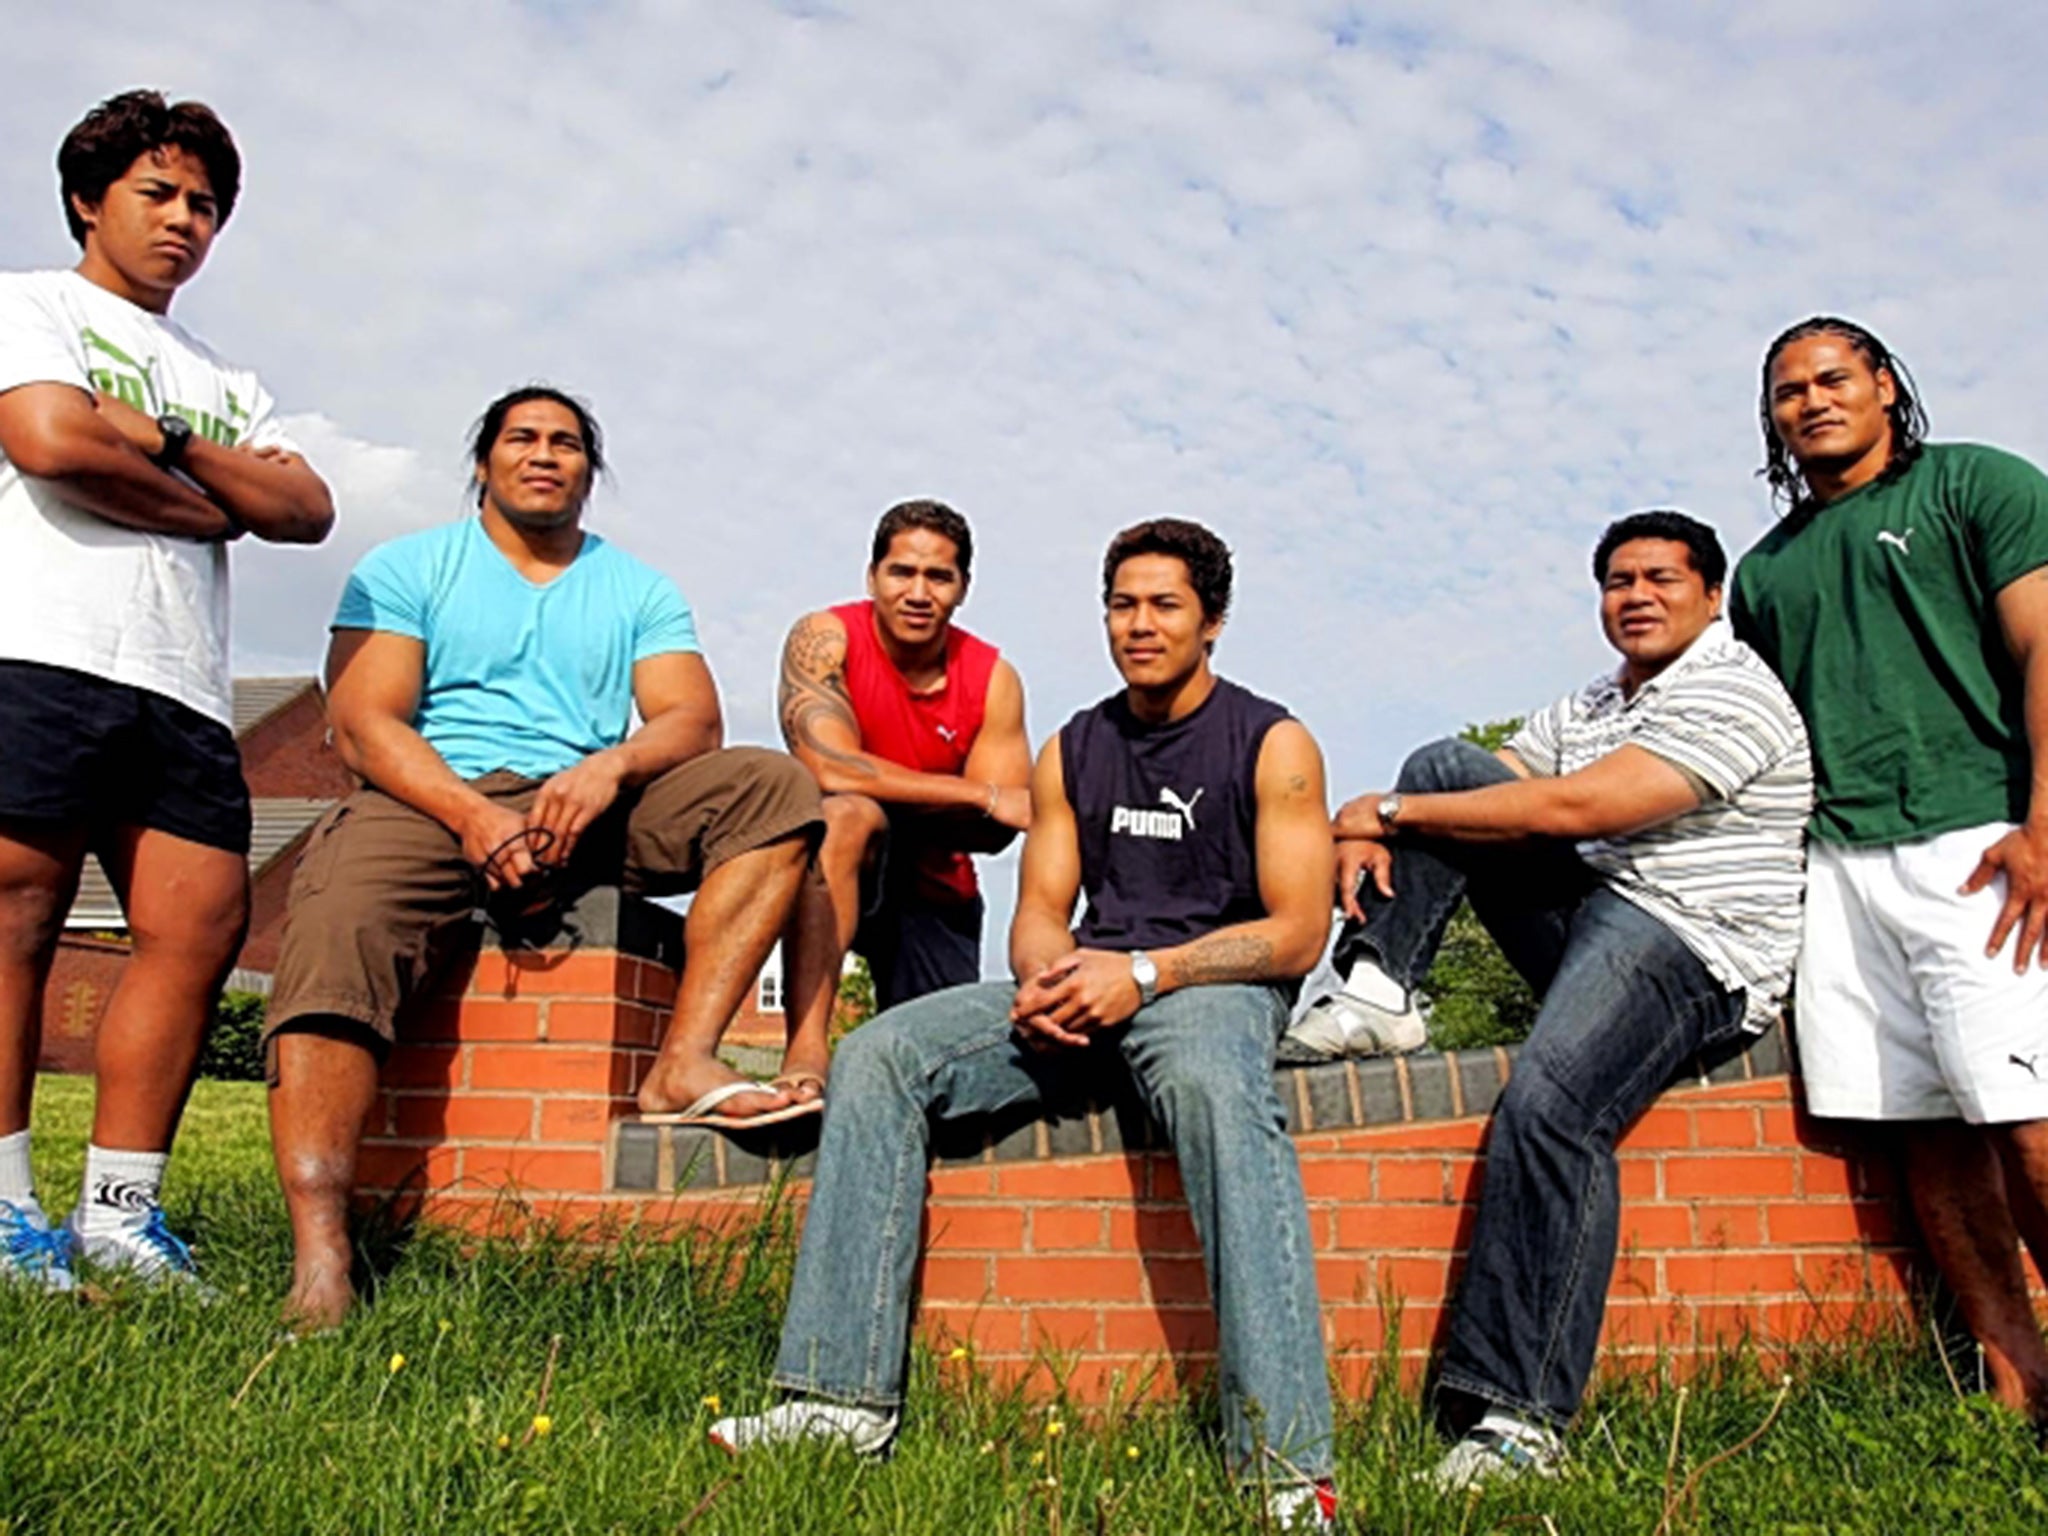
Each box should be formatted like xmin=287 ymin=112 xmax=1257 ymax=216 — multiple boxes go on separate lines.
xmin=264 ymin=746 xmax=821 ymax=1050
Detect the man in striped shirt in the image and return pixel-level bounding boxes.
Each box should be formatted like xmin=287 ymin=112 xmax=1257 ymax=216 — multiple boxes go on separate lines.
xmin=1297 ymin=510 xmax=1812 ymax=1487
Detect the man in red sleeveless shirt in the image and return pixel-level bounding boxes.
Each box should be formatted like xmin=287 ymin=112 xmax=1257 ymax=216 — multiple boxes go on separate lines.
xmin=774 ymin=500 xmax=1032 ymax=1102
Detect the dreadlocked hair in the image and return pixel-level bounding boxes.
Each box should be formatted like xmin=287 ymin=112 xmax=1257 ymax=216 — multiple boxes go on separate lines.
xmin=1758 ymin=315 xmax=1928 ymax=512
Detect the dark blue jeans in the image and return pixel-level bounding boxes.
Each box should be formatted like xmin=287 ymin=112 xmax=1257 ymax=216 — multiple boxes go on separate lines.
xmin=1336 ymin=739 xmax=1746 ymax=1427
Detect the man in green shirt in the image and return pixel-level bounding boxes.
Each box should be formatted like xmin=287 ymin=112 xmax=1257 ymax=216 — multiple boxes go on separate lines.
xmin=1732 ymin=316 xmax=2048 ymax=1432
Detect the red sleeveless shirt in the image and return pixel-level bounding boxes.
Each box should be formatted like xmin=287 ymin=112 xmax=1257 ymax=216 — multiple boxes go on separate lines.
xmin=830 ymin=600 xmax=1000 ymax=903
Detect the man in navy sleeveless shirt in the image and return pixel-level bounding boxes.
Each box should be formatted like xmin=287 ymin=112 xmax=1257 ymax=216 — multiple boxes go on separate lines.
xmin=714 ymin=520 xmax=1341 ymax=1529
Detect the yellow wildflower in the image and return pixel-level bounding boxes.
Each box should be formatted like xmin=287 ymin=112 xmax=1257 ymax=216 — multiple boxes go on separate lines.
xmin=388 ymin=1353 xmax=406 ymax=1375
xmin=947 ymin=1345 xmax=970 ymax=1362
xmin=531 ymin=1414 xmax=553 ymax=1437
xmin=496 ymin=1433 xmax=512 ymax=1451
xmin=1125 ymin=1445 xmax=1140 ymax=1461
xmin=700 ymin=1394 xmax=722 ymax=1414
xmin=1046 ymin=1420 xmax=1065 ymax=1438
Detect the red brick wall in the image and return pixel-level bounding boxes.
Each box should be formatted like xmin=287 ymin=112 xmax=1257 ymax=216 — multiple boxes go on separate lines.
xmin=240 ymin=687 xmax=355 ymax=800
xmin=37 ymin=937 xmax=128 ymax=1076
xmin=358 ymin=956 xmax=2048 ymax=1404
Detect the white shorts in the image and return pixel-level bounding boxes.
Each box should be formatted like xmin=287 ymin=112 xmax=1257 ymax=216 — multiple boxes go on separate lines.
xmin=1797 ymin=827 xmax=2048 ymax=1123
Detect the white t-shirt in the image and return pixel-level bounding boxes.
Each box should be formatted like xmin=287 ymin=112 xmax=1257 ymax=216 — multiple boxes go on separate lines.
xmin=0 ymin=270 xmax=298 ymax=727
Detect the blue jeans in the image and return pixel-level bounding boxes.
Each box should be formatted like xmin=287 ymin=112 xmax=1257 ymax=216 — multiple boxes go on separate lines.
xmin=773 ymin=980 xmax=1335 ymax=1482
xmin=1336 ymin=739 xmax=1746 ymax=1427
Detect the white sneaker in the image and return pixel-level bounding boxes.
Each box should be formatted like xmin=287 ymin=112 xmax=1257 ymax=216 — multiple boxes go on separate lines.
xmin=62 ymin=1203 xmax=215 ymax=1296
xmin=1428 ymin=1413 xmax=1564 ymax=1492
xmin=708 ymin=1399 xmax=898 ymax=1457
xmin=1266 ymin=1478 xmax=1338 ymax=1530
xmin=1278 ymin=991 xmax=1428 ymax=1062
xmin=0 ymin=1196 xmax=76 ymax=1294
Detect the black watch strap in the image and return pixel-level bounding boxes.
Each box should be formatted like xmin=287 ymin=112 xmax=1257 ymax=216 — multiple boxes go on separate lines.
xmin=152 ymin=412 xmax=192 ymax=471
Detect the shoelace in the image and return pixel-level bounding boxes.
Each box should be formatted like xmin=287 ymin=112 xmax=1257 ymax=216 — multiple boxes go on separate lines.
xmin=135 ymin=1207 xmax=198 ymax=1274
xmin=0 ymin=1202 xmax=72 ymax=1272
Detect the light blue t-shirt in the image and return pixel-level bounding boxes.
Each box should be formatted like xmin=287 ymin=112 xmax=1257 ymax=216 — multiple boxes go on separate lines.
xmin=333 ymin=518 xmax=700 ymax=779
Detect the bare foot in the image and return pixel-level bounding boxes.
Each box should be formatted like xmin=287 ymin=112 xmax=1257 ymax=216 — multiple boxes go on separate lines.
xmin=283 ymin=1254 xmax=355 ymax=1334
xmin=637 ymin=1054 xmax=791 ymax=1119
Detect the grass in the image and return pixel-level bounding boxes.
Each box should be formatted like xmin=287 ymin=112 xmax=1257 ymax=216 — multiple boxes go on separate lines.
xmin=5 ymin=1083 xmax=2046 ymax=1532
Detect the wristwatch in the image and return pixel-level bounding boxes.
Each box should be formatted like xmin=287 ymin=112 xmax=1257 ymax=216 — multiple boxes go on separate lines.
xmin=152 ymin=412 xmax=193 ymax=472
xmin=1130 ymin=950 xmax=1160 ymax=1009
xmin=1377 ymin=793 xmax=1404 ymax=833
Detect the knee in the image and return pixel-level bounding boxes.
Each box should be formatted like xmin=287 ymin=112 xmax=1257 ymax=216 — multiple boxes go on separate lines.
xmin=1396 ymin=737 xmax=1496 ymax=794
xmin=1492 ymin=1056 xmax=1581 ymax=1141
xmin=131 ymin=879 xmax=249 ymax=959
xmin=0 ymin=878 xmax=69 ymax=962
xmin=821 ymin=794 xmax=887 ymax=862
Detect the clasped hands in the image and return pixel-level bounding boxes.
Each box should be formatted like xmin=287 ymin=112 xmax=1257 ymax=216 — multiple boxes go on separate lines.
xmin=461 ymin=751 xmax=630 ymax=891
xmin=1010 ymin=950 xmax=1143 ymax=1051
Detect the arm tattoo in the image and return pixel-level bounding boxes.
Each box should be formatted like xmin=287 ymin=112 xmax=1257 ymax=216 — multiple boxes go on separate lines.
xmin=1165 ymin=933 xmax=1278 ymax=988
xmin=779 ymin=618 xmax=879 ymax=778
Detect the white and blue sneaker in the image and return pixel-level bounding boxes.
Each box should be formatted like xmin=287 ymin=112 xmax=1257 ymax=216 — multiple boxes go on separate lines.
xmin=1428 ymin=1411 xmax=1565 ymax=1491
xmin=63 ymin=1203 xmax=214 ymax=1296
xmin=1 ymin=1196 xmax=77 ymax=1294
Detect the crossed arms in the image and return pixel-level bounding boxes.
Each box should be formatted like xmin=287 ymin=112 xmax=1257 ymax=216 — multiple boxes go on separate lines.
xmin=0 ymin=381 xmax=332 ymax=543
xmin=1007 ymin=719 xmax=1334 ymax=1046
xmin=777 ymin=608 xmax=1033 ymax=846
xmin=325 ymin=629 xmax=723 ymax=889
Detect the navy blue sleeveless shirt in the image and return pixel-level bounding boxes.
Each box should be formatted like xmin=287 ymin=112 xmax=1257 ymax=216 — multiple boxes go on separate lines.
xmin=1060 ymin=676 xmax=1292 ymax=953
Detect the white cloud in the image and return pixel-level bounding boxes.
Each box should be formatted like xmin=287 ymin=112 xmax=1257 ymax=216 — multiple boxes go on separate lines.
xmin=8 ymin=1 xmax=2047 ymax=952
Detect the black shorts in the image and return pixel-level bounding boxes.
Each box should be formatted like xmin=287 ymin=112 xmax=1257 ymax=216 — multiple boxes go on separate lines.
xmin=0 ymin=660 xmax=252 ymax=855
xmin=856 ymin=890 xmax=985 ymax=1011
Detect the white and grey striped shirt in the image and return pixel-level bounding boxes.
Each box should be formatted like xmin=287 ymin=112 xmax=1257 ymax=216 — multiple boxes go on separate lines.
xmin=1508 ymin=620 xmax=1813 ymax=1030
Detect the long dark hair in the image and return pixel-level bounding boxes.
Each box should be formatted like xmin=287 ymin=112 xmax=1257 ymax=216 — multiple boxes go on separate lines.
xmin=467 ymin=386 xmax=606 ymax=506
xmin=1758 ymin=316 xmax=1928 ymax=511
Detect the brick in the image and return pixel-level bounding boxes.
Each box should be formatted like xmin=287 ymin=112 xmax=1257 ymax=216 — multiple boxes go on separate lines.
xmin=1337 ymin=1205 xmax=1467 ymax=1251
xmin=413 ymin=998 xmax=543 ymax=1043
xmin=1766 ymin=1203 xmax=1895 ymax=1246
xmin=355 ymin=1143 xmax=459 ymax=1191
xmin=545 ymin=1000 xmax=628 ymax=1043
xmin=1693 ymin=1109 xmax=1761 ymax=1148
xmin=382 ymin=1045 xmax=461 ymax=1090
xmin=1618 ymin=1204 xmax=1694 ymax=1250
xmin=1374 ymin=1160 xmax=1446 ymax=1202
xmin=1444 ymin=1156 xmax=1483 ymax=1202
xmin=494 ymin=950 xmax=627 ymax=998
xmin=927 ymin=1207 xmax=1027 ymax=1252
xmin=1142 ymin=1258 xmax=1214 ymax=1305
xmin=914 ymin=1255 xmax=993 ymax=1302
xmin=917 ymin=1304 xmax=1024 ymax=1355
xmin=469 ymin=1045 xmax=625 ymax=1095
xmin=1362 ymin=1121 xmax=1487 ymax=1151
xmin=1600 ymin=1299 xmax=1693 ymax=1350
xmin=459 ymin=1146 xmax=606 ymax=1194
xmin=1148 ymin=1160 xmax=1184 ymax=1202
xmin=992 ymin=1160 xmax=1141 ymax=1201
xmin=1025 ymin=1307 xmax=1101 ymax=1352
xmin=1797 ymin=1155 xmax=1858 ymax=1200
xmin=994 ymin=1256 xmax=1145 ymax=1303
xmin=1692 ymin=1204 xmax=1765 ymax=1248
xmin=1693 ymin=1301 xmax=1766 ymax=1344
xmin=1611 ymin=1254 xmax=1660 ymax=1297
xmin=1663 ymin=1155 xmax=1796 ymax=1199
xmin=537 ymin=1097 xmax=625 ymax=1144
xmin=1299 ymin=1157 xmax=1368 ymax=1199
xmin=1376 ymin=1256 xmax=1457 ymax=1304
xmin=1759 ymin=1106 xmax=1800 ymax=1145
xmin=1664 ymin=1253 xmax=1802 ymax=1295
xmin=1617 ymin=1159 xmax=1661 ymax=1198
xmin=1032 ymin=1207 xmax=1108 ymax=1252
xmin=1102 ymin=1307 xmax=1218 ymax=1354
xmin=1125 ymin=1206 xmax=1202 ymax=1255
xmin=1620 ymin=1108 xmax=1693 ymax=1150
xmin=392 ymin=1094 xmax=535 ymax=1141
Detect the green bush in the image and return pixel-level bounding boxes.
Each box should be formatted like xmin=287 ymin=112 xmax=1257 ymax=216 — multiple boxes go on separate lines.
xmin=197 ymin=989 xmax=269 ymax=1082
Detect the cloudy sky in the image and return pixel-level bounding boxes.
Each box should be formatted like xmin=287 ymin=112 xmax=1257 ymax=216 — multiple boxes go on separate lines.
xmin=9 ymin=1 xmax=2048 ymax=945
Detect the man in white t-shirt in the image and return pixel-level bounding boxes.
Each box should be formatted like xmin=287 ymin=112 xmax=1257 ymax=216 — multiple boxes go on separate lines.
xmin=0 ymin=91 xmax=334 ymax=1292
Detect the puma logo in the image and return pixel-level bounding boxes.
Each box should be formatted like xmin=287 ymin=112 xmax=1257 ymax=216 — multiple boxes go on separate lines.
xmin=934 ymin=724 xmax=958 ymax=744
xmin=2012 ymin=1053 xmax=2043 ymax=1081
xmin=1158 ymin=786 xmax=1204 ymax=831
xmin=1876 ymin=528 xmax=1914 ymax=556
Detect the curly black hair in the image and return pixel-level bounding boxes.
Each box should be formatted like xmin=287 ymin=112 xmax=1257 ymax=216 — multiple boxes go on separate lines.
xmin=871 ymin=499 xmax=973 ymax=583
xmin=1758 ymin=316 xmax=1928 ymax=510
xmin=58 ymin=89 xmax=241 ymax=246
xmin=1593 ymin=509 xmax=1726 ymax=589
xmin=468 ymin=385 xmax=606 ymax=505
xmin=1102 ymin=518 xmax=1233 ymax=623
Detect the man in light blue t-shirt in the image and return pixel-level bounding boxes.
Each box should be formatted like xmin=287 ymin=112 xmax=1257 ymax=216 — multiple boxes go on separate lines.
xmin=264 ymin=386 xmax=824 ymax=1330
